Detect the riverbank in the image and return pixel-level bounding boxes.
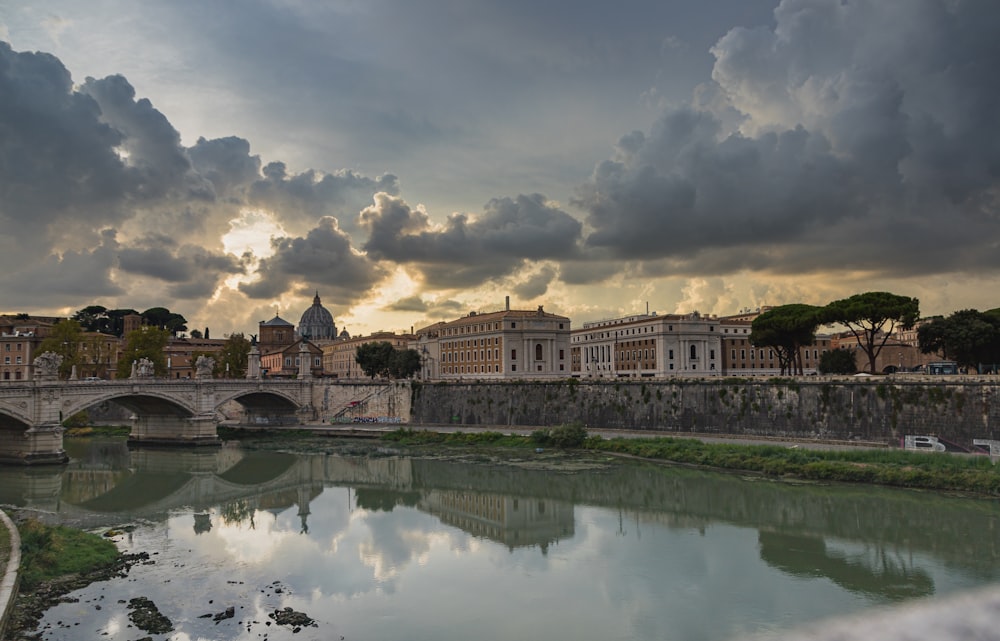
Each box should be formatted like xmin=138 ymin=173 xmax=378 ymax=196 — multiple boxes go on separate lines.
xmin=223 ymin=424 xmax=1000 ymax=496
xmin=0 ymin=509 xmax=20 ymax=640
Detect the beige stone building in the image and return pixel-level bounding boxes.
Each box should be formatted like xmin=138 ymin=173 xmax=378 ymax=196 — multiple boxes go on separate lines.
xmin=414 ymin=305 xmax=571 ymax=380
xmin=164 ymin=336 xmax=229 ymax=379
xmin=571 ymin=311 xmax=723 ymax=378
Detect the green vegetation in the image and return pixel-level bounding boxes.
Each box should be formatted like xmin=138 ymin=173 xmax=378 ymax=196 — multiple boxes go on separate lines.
xmin=822 ymin=291 xmax=920 ymax=374
xmin=379 ymin=423 xmax=1000 ymax=496
xmin=382 ymin=428 xmax=532 ymax=448
xmin=918 ymin=309 xmax=1000 ymax=371
xmin=586 ymin=436 xmax=1000 ymax=495
xmin=750 ymin=304 xmax=822 ymax=375
xmin=63 ymin=424 xmax=132 ymax=437
xmin=17 ymin=519 xmax=119 ymax=590
xmin=355 ymin=341 xmax=423 ymax=379
xmin=530 ymin=422 xmax=590 ymax=448
xmin=116 ymin=325 xmax=170 ymax=378
xmin=818 ymin=349 xmax=858 ymax=375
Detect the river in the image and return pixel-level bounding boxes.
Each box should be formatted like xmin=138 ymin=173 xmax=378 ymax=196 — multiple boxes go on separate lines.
xmin=1 ymin=435 xmax=999 ymax=641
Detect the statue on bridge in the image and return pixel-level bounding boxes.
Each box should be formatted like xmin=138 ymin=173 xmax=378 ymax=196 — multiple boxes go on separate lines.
xmin=131 ymin=358 xmax=156 ymax=379
xmin=33 ymin=351 xmax=63 ymax=381
xmin=195 ymin=355 xmax=216 ymax=380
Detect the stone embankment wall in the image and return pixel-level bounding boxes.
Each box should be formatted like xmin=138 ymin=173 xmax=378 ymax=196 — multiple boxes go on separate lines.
xmin=312 ymin=380 xmax=411 ymax=423
xmin=408 ymin=377 xmax=1000 ymax=447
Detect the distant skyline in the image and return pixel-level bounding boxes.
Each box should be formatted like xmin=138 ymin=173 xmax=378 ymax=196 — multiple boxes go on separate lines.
xmin=1 ymin=0 xmax=999 ymax=338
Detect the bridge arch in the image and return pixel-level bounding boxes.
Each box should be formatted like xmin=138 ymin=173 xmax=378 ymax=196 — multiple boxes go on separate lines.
xmin=61 ymin=390 xmax=199 ymax=422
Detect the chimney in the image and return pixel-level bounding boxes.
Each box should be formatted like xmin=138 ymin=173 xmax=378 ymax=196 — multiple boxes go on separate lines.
xmin=505 ymin=296 xmax=510 ymax=311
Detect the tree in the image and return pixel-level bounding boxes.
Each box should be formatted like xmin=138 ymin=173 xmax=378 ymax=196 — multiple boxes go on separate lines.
xmin=750 ymin=304 xmax=821 ymax=375
xmin=388 ymin=349 xmax=423 ymax=379
xmin=72 ymin=305 xmax=110 ymax=333
xmin=189 ymin=329 xmax=203 ymax=339
xmin=354 ymin=341 xmax=396 ymax=378
xmin=141 ymin=307 xmax=188 ymax=336
xmin=822 ymin=292 xmax=919 ymax=374
xmin=355 ymin=341 xmax=396 ymax=379
xmin=818 ymin=349 xmax=858 ymax=375
xmin=38 ymin=319 xmax=85 ymax=379
xmin=215 ymin=333 xmax=252 ymax=378
xmin=71 ymin=306 xmax=138 ymax=336
xmin=917 ymin=310 xmax=1000 ymax=371
xmin=116 ymin=326 xmax=170 ymax=378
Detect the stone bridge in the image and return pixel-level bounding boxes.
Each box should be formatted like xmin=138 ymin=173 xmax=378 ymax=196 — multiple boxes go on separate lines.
xmin=0 ymin=379 xmax=317 ymax=464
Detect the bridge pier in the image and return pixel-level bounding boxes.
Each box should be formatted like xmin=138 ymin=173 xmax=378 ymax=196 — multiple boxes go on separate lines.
xmin=128 ymin=414 xmax=222 ymax=447
xmin=0 ymin=424 xmax=69 ymax=465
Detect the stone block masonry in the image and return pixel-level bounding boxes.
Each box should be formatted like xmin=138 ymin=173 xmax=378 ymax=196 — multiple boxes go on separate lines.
xmin=407 ymin=378 xmax=1000 ymax=449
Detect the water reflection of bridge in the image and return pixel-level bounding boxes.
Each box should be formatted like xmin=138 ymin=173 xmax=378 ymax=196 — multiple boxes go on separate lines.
xmin=2 ymin=441 xmax=998 ymax=601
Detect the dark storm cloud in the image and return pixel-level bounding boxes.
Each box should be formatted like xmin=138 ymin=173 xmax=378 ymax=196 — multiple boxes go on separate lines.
xmin=575 ymin=0 xmax=1000 ymax=278
xmin=361 ymin=192 xmax=582 ymax=288
xmin=0 ymin=42 xmax=131 ymax=234
xmin=240 ymin=217 xmax=387 ymax=302
xmin=187 ymin=136 xmax=262 ymax=200
xmin=0 ymin=40 xmax=407 ymax=314
xmin=80 ymin=74 xmax=213 ymax=200
xmin=249 ymin=162 xmax=399 ymax=235
xmin=116 ymin=235 xmax=244 ymax=289
xmin=512 ymin=265 xmax=558 ymax=300
xmin=5 ymin=230 xmax=124 ymax=300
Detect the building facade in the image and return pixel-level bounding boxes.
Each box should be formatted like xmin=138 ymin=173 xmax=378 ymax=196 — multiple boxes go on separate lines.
xmin=570 ymin=311 xmax=723 ymax=378
xmin=414 ymin=306 xmax=571 ymax=380
xmin=322 ymin=331 xmax=414 ymax=379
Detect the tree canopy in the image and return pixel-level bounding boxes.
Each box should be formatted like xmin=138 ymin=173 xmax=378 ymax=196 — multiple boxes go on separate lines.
xmin=141 ymin=307 xmax=188 ymax=336
xmin=116 ymin=326 xmax=170 ymax=378
xmin=355 ymin=342 xmax=422 ymax=379
xmin=750 ymin=304 xmax=822 ymax=375
xmin=214 ymin=333 xmax=252 ymax=378
xmin=72 ymin=306 xmax=138 ymax=336
xmin=37 ymin=319 xmax=84 ymax=379
xmin=818 ymin=349 xmax=858 ymax=375
xmin=917 ymin=309 xmax=1000 ymax=371
xmin=822 ymin=292 xmax=919 ymax=374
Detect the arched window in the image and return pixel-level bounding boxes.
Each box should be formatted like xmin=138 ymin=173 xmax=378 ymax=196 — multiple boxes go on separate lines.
xmin=690 ymin=345 xmax=697 ymax=360
xmin=535 ymin=344 xmax=543 ymax=361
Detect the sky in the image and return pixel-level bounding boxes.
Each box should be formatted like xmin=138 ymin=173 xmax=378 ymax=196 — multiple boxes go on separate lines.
xmin=1 ymin=0 xmax=999 ymax=339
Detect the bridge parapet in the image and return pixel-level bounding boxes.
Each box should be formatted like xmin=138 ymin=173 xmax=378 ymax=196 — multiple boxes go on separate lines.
xmin=0 ymin=378 xmax=318 ymax=464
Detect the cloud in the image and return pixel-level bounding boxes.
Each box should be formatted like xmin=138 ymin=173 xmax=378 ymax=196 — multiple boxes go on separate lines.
xmin=5 ymin=229 xmax=124 ymax=301
xmin=511 ymin=264 xmax=558 ymax=300
xmin=240 ymin=217 xmax=387 ymax=303
xmin=248 ymin=162 xmax=399 ymax=236
xmin=361 ymin=192 xmax=582 ymax=288
xmin=574 ymin=0 xmax=1000 ymax=279
xmin=0 ymin=40 xmax=407 ymax=329
xmin=0 ymin=42 xmax=132 ymax=241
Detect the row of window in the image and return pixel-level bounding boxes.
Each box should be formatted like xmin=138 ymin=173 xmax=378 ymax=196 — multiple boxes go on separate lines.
xmin=730 ymin=349 xmax=824 ymax=360
xmin=443 ymin=337 xmax=502 ymax=349
xmin=2 ymin=343 xmax=24 ymax=351
xmin=583 ymin=345 xmax=716 ymax=363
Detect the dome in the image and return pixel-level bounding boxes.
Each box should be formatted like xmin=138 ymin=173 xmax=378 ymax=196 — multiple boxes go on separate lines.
xmin=298 ymin=292 xmax=337 ymax=340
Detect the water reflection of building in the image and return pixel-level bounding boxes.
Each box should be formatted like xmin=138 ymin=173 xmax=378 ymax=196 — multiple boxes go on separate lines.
xmin=419 ymin=490 xmax=574 ymax=552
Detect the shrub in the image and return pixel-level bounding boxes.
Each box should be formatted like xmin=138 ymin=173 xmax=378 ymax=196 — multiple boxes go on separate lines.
xmin=548 ymin=422 xmax=588 ymax=448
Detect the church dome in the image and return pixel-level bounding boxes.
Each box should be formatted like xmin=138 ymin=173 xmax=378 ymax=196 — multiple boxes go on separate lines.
xmin=298 ymin=292 xmax=337 ymax=340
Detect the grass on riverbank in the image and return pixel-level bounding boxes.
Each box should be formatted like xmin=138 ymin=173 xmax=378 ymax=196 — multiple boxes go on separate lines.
xmin=588 ymin=437 xmax=1000 ymax=495
xmin=381 ymin=427 xmax=1000 ymax=496
xmin=17 ymin=519 xmax=119 ymax=590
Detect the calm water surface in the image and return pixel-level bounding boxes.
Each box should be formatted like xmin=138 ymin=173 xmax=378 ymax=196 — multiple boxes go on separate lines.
xmin=2 ymin=437 xmax=999 ymax=641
